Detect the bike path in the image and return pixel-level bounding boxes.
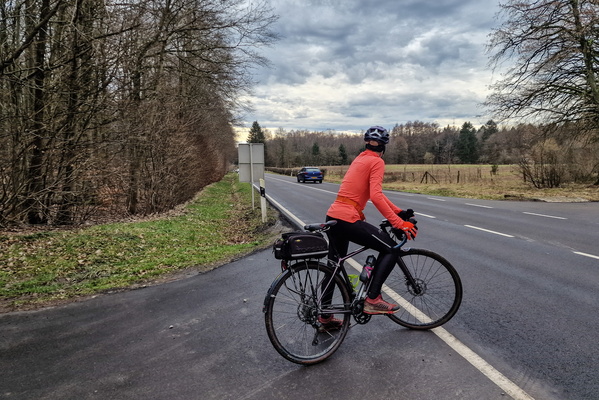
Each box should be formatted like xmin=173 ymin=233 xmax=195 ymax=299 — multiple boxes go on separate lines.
xmin=1 ymin=246 xmax=517 ymax=400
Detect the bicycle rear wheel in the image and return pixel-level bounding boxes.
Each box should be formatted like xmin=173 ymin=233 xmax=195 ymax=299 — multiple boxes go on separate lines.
xmin=263 ymin=260 xmax=351 ymax=365
xmin=386 ymin=249 xmax=462 ymax=329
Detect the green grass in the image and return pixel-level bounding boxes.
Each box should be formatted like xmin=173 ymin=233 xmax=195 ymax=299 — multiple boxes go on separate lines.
xmin=0 ymin=174 xmax=281 ymax=312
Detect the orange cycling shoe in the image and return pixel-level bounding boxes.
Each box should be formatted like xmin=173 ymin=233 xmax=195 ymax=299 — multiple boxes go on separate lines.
xmin=363 ymin=295 xmax=400 ymax=314
xmin=317 ymin=315 xmax=343 ymax=332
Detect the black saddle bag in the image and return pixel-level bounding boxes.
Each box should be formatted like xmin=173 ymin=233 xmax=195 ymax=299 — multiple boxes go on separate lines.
xmin=273 ymin=231 xmax=329 ymax=260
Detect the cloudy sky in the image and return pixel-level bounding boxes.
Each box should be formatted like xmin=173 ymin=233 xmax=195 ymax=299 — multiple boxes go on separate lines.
xmin=241 ymin=0 xmax=504 ymax=135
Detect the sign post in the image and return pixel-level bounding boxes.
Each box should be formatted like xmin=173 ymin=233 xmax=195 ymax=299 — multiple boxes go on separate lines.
xmin=237 ymin=143 xmax=265 ymax=210
xmin=259 ymin=178 xmax=267 ymax=223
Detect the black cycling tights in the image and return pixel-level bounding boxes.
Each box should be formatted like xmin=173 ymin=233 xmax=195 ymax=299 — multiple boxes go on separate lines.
xmin=325 ymin=216 xmax=399 ymax=299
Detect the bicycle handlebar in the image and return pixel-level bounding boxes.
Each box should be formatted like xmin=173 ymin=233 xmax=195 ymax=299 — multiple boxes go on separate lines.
xmin=379 ymin=219 xmax=409 ymax=248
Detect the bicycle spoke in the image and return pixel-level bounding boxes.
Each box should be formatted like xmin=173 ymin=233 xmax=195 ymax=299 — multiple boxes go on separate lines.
xmin=264 ymin=261 xmax=352 ymax=364
xmin=386 ymin=249 xmax=462 ymax=329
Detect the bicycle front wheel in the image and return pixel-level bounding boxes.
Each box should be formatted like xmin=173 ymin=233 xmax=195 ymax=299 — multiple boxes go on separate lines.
xmin=386 ymin=249 xmax=462 ymax=329
xmin=263 ymin=260 xmax=351 ymax=365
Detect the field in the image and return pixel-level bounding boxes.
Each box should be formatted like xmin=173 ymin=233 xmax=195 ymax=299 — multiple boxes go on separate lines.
xmin=323 ymin=164 xmax=599 ymax=202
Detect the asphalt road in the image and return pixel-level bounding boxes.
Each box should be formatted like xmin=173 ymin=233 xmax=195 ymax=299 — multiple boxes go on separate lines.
xmin=264 ymin=173 xmax=599 ymax=400
xmin=1 ymin=173 xmax=598 ymax=400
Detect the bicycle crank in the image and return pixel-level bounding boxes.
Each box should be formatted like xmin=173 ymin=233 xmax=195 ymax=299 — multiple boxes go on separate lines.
xmin=351 ymin=300 xmax=371 ymax=324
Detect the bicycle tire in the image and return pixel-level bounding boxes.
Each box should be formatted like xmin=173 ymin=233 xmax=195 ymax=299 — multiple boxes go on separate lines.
xmin=385 ymin=248 xmax=462 ymax=329
xmin=263 ymin=260 xmax=351 ymax=365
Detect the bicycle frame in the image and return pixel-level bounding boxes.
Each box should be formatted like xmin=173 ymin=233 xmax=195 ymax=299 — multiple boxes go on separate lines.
xmin=264 ymin=219 xmax=463 ymax=364
xmin=316 ymin=225 xmax=414 ymax=315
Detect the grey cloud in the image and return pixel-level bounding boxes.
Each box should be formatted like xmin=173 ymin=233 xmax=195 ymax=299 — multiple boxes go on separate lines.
xmin=404 ymin=33 xmax=479 ymax=70
xmin=249 ymin=0 xmax=499 ymax=131
xmin=263 ymin=0 xmax=489 ymax=81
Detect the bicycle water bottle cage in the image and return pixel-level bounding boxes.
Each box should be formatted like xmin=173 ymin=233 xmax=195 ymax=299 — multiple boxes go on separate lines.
xmin=359 ymin=255 xmax=376 ymax=282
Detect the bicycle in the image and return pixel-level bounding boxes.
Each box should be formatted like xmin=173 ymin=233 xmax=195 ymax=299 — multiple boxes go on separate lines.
xmin=263 ymin=218 xmax=463 ymax=365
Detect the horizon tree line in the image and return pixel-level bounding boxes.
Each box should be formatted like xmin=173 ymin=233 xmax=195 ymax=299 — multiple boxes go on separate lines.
xmin=248 ymin=120 xmax=599 ymax=187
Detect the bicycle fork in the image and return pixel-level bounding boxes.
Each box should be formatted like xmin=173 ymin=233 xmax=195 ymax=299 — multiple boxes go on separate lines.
xmin=395 ymin=252 xmax=423 ymax=295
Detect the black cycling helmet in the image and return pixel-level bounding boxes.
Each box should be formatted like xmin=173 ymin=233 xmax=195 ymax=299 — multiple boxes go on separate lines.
xmin=364 ymin=126 xmax=390 ymax=144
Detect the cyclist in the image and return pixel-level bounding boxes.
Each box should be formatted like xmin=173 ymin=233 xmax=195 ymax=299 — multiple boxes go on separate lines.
xmin=319 ymin=125 xmax=417 ymax=329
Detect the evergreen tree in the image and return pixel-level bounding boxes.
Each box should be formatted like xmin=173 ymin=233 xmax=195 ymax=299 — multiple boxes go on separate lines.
xmin=312 ymin=142 xmax=320 ymax=156
xmin=247 ymin=121 xmax=265 ymax=143
xmin=478 ymin=120 xmax=498 ymax=164
xmin=338 ymin=144 xmax=348 ymax=165
xmin=479 ymin=120 xmax=498 ymax=142
xmin=311 ymin=142 xmax=320 ymax=164
xmin=457 ymin=122 xmax=479 ymax=163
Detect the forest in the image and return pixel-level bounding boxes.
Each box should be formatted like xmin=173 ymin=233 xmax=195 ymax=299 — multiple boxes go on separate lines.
xmin=0 ymin=0 xmax=277 ymax=227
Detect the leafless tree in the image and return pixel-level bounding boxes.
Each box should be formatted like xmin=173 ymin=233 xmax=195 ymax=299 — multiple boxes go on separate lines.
xmin=0 ymin=0 xmax=278 ymax=226
xmin=486 ymin=0 xmax=599 ymax=185
xmin=487 ymin=0 xmax=599 ymax=135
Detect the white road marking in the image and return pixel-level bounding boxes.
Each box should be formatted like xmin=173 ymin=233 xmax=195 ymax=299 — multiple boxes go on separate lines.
xmin=573 ymin=251 xmax=599 ymax=260
xmin=264 ymin=194 xmax=306 ymax=228
xmin=464 ymin=225 xmax=515 ymax=238
xmin=267 ymin=176 xmax=335 ymax=196
xmin=522 ymin=212 xmax=566 ymax=220
xmin=466 ymin=203 xmax=493 ymax=209
xmin=415 ymin=212 xmax=436 ymax=219
xmin=428 ymin=326 xmax=536 ymax=400
xmin=344 ymin=258 xmax=535 ymax=400
xmin=427 ymin=197 xmax=446 ymax=201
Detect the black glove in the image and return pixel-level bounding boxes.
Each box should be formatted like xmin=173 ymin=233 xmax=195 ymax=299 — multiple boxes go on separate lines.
xmin=398 ymin=208 xmax=415 ymax=221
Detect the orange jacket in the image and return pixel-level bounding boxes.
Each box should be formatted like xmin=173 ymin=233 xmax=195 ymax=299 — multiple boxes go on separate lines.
xmin=327 ymin=149 xmax=404 ymax=228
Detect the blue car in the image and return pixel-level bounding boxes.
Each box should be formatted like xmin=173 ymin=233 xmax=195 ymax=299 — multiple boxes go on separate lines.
xmin=297 ymin=167 xmax=323 ymax=183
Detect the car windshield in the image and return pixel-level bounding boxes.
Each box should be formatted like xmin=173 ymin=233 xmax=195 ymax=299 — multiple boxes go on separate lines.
xmin=306 ymin=168 xmax=320 ymax=172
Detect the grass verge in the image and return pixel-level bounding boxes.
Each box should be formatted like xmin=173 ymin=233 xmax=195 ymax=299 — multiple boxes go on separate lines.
xmin=0 ymin=174 xmax=284 ymax=313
